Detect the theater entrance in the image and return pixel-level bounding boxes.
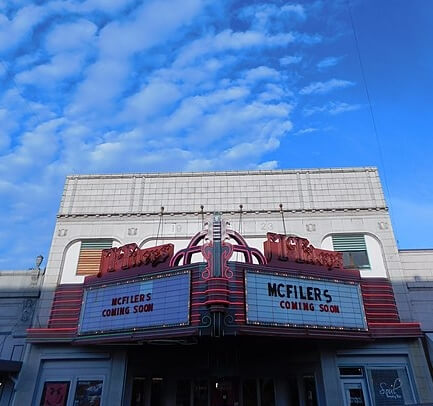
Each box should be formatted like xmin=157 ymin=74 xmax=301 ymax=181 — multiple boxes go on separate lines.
xmin=210 ymin=378 xmax=239 ymax=406
xmin=126 ymin=339 xmax=321 ymax=406
xmin=129 ymin=375 xmax=315 ymax=406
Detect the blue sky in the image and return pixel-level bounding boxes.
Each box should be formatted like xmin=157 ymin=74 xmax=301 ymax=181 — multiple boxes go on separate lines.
xmin=0 ymin=0 xmax=432 ymax=269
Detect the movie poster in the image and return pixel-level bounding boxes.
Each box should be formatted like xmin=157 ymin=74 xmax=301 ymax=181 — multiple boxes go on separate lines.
xmin=73 ymin=380 xmax=103 ymax=406
xmin=40 ymin=381 xmax=70 ymax=406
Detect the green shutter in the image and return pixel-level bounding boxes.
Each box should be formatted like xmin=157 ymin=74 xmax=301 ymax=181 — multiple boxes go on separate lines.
xmin=332 ymin=235 xmax=366 ymax=252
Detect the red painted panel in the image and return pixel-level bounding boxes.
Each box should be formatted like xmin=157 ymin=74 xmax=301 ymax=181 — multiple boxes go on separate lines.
xmin=45 ymin=284 xmax=84 ymax=333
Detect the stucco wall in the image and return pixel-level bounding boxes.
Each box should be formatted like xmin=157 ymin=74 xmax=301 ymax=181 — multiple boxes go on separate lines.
xmin=399 ymin=249 xmax=433 ymax=331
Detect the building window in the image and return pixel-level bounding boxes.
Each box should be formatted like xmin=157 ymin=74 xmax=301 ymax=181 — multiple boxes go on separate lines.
xmin=76 ymin=239 xmax=113 ymax=276
xmin=332 ymin=235 xmax=370 ymax=269
xmin=366 ymin=367 xmax=415 ymax=405
xmin=339 ymin=367 xmax=364 ymax=377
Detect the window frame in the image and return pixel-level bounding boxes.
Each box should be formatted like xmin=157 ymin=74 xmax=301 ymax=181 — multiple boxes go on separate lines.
xmin=332 ymin=234 xmax=371 ymax=270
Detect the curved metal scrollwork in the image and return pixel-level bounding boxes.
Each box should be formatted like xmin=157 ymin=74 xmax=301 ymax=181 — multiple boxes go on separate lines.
xmin=223 ymin=314 xmax=235 ymax=326
xmin=200 ymin=314 xmax=212 ymax=328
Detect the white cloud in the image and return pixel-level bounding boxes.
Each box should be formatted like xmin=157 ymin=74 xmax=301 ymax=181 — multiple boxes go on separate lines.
xmin=281 ymin=4 xmax=305 ymax=18
xmin=98 ymin=0 xmax=203 ymax=58
xmin=66 ymin=59 xmax=131 ymax=117
xmin=0 ymin=118 xmax=64 ymax=180
xmin=122 ymin=80 xmax=182 ymax=122
xmin=304 ymin=101 xmax=361 ymax=116
xmin=317 ymin=56 xmax=342 ymax=69
xmin=174 ymin=30 xmax=295 ymax=67
xmin=67 ymin=0 xmax=204 ymax=118
xmin=0 ymin=88 xmax=56 ymax=141
xmin=243 ymin=66 xmax=281 ymax=83
xmin=256 ymin=160 xmax=279 ymax=170
xmin=296 ymin=127 xmax=318 ymax=134
xmin=0 ymin=4 xmax=54 ymax=54
xmin=172 ymin=100 xmax=293 ymax=148
xmin=238 ymin=3 xmax=306 ymax=32
xmin=300 ymin=78 xmax=354 ymax=95
xmin=162 ymin=86 xmax=252 ymax=134
xmin=184 ymin=132 xmax=285 ymax=171
xmin=258 ymin=83 xmax=290 ymax=102
xmin=224 ymin=136 xmax=280 ymax=160
xmin=0 ymin=107 xmax=17 ymax=150
xmin=16 ymin=52 xmax=85 ymax=86
xmin=45 ymin=19 xmax=97 ymax=54
xmin=280 ymin=55 xmax=302 ymax=66
xmin=78 ymin=0 xmax=137 ymax=15
xmin=294 ymin=33 xmax=322 ymax=44
xmin=327 ymin=102 xmax=361 ymax=114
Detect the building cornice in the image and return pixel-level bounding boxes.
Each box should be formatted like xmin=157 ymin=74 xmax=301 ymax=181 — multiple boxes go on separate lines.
xmin=57 ymin=206 xmax=389 ymax=219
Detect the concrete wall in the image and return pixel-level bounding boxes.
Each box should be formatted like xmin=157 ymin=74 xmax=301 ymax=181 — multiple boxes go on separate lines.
xmin=336 ymin=339 xmax=433 ymax=405
xmin=399 ymin=249 xmax=433 ymax=332
xmin=13 ymin=345 xmax=126 ymax=406
xmin=0 ymin=269 xmax=43 ymax=406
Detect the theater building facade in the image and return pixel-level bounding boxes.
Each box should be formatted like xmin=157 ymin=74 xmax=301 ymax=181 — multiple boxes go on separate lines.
xmin=14 ymin=168 xmax=433 ymax=406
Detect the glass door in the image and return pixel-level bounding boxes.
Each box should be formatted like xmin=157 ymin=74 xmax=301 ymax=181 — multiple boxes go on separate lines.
xmin=343 ymin=381 xmax=370 ymax=406
xmin=210 ymin=377 xmax=239 ymax=406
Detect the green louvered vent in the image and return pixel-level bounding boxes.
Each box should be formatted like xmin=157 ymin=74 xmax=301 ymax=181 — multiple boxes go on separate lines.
xmin=81 ymin=240 xmax=113 ymax=250
xmin=77 ymin=239 xmax=113 ymax=275
xmin=332 ymin=235 xmax=367 ymax=251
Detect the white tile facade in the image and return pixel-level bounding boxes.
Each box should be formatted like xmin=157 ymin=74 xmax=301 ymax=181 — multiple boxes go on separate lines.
xmin=59 ymin=168 xmax=385 ymax=216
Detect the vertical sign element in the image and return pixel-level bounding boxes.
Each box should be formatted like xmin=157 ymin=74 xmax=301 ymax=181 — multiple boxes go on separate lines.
xmin=245 ymin=271 xmax=367 ymax=330
xmin=79 ymin=271 xmax=190 ymax=334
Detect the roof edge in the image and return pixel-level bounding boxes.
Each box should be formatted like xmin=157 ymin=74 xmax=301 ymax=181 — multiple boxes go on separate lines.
xmin=65 ymin=166 xmax=379 ymax=180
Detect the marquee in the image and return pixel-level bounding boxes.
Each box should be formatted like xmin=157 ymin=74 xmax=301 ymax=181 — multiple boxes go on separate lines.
xmin=245 ymin=271 xmax=367 ymax=330
xmin=28 ymin=230 xmax=422 ymax=343
xmin=78 ymin=271 xmax=190 ymax=335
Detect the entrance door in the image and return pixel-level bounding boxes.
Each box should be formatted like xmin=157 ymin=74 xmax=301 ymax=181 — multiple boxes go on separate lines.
xmin=129 ymin=376 xmax=306 ymax=406
xmin=210 ymin=378 xmax=239 ymax=406
xmin=343 ymin=381 xmax=370 ymax=406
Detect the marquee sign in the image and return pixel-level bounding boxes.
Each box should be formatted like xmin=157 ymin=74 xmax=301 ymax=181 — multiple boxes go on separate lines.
xmin=98 ymin=243 xmax=174 ymax=277
xmin=264 ymin=233 xmax=344 ymax=269
xmin=79 ymin=271 xmax=190 ymax=334
xmin=245 ymin=271 xmax=367 ymax=330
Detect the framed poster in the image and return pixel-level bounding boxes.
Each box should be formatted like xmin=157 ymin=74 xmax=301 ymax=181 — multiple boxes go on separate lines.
xmin=73 ymin=380 xmax=103 ymax=406
xmin=40 ymin=381 xmax=70 ymax=406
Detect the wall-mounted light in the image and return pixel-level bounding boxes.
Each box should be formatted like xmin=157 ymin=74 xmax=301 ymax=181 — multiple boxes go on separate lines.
xmin=35 ymin=255 xmax=44 ymax=270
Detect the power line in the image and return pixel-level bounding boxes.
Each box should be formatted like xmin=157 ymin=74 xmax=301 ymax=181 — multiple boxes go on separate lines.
xmin=155 ymin=206 xmax=164 ymax=246
xmin=346 ymin=0 xmax=393 ymax=208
